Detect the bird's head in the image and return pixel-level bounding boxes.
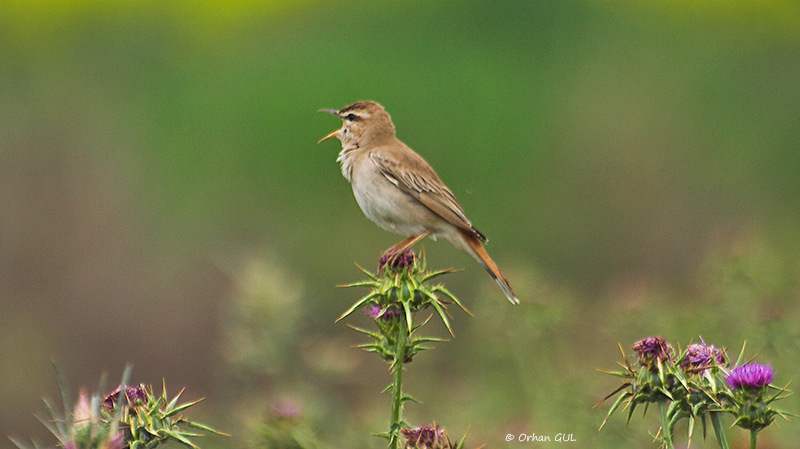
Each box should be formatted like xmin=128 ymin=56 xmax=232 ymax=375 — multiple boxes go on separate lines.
xmin=318 ymin=101 xmax=396 ymax=148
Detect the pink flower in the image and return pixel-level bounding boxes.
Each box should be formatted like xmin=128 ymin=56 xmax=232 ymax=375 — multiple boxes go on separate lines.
xmin=727 ymin=363 xmax=775 ymax=391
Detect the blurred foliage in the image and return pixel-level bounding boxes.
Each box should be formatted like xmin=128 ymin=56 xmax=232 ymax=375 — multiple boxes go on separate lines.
xmin=11 ymin=366 xmax=224 ymax=449
xmin=1 ymin=0 xmax=799 ymax=448
xmin=253 ymin=404 xmax=322 ymax=449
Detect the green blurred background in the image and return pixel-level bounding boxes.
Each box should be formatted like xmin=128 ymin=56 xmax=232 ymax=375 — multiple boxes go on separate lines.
xmin=2 ymin=0 xmax=799 ymax=447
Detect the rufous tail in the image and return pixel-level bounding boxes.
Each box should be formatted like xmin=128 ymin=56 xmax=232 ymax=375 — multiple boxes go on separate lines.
xmin=459 ymin=230 xmax=519 ymax=304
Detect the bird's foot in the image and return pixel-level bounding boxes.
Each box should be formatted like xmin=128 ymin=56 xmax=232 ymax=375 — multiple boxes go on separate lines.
xmin=378 ymin=247 xmax=417 ymax=273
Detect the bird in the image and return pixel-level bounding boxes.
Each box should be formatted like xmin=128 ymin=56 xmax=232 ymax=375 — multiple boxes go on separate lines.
xmin=319 ymin=101 xmax=519 ymax=304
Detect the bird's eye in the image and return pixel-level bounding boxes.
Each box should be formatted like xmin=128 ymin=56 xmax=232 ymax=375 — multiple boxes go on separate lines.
xmin=345 ymin=113 xmax=357 ymax=121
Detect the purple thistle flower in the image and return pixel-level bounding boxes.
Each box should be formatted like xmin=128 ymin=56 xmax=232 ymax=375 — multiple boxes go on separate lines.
xmin=681 ymin=342 xmax=727 ymax=372
xmin=272 ymin=398 xmax=302 ymax=419
xmin=378 ymin=248 xmax=417 ymax=272
xmin=727 ymin=363 xmax=775 ymax=391
xmin=365 ymin=304 xmax=403 ymax=320
xmin=365 ymin=304 xmax=382 ymax=319
xmin=103 ymin=384 xmax=148 ymax=412
xmin=633 ymin=336 xmax=673 ymax=366
xmin=401 ymin=424 xmax=445 ymax=449
xmin=384 ymin=308 xmax=403 ymax=319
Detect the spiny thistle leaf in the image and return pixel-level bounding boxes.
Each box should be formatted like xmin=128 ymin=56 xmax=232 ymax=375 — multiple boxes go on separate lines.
xmin=400 ymin=394 xmax=420 ymax=404
xmin=402 ymin=300 xmax=414 ymax=334
xmin=37 ymin=400 xmax=65 ymax=441
xmin=336 ymin=291 xmax=381 ymax=322
xmin=409 ymin=313 xmax=434 ymax=334
xmin=432 ymin=285 xmax=472 ymax=317
xmin=425 ymin=295 xmax=454 ymax=337
xmin=374 ymin=432 xmax=392 ymax=441
xmin=598 ymin=391 xmax=632 ymax=430
xmin=410 ymin=336 xmax=448 ymax=345
xmin=420 ymin=268 xmax=460 ymax=283
xmin=353 ymin=262 xmax=379 ymax=280
xmin=159 ymin=430 xmax=199 ymax=449
xmin=162 ymin=398 xmax=205 ymax=418
xmin=166 ymin=385 xmax=183 ymax=410
xmin=455 ymin=425 xmax=471 ymax=449
xmin=594 ymin=382 xmax=631 ymax=409
xmin=9 ymin=437 xmax=32 ymax=449
xmin=180 ymin=420 xmax=231 ymax=436
xmin=51 ymin=362 xmax=72 ymax=432
xmin=346 ymin=324 xmax=382 ymax=339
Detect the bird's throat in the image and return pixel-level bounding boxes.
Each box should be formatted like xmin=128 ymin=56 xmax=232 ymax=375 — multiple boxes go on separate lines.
xmin=336 ymin=146 xmax=359 ymax=182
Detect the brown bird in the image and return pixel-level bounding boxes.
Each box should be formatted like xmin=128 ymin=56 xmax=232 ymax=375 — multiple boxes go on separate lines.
xmin=319 ymin=101 xmax=519 ymax=304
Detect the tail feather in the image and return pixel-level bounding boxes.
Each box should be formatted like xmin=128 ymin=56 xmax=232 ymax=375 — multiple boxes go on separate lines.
xmin=459 ymin=230 xmax=519 ymax=304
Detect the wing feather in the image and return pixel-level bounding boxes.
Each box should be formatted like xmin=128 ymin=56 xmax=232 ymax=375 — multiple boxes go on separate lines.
xmin=370 ymin=150 xmax=487 ymax=242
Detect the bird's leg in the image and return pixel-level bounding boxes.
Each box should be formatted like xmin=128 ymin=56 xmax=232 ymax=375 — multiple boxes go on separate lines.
xmin=381 ymin=231 xmax=432 ymax=267
xmin=384 ymin=230 xmax=432 ymax=256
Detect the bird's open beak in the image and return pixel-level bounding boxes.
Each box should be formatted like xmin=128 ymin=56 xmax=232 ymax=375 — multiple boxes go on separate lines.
xmin=318 ymin=108 xmax=342 ymax=144
xmin=318 ymin=128 xmax=340 ymax=144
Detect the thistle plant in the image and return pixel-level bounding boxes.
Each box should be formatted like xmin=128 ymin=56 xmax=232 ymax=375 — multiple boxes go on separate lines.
xmin=725 ymin=363 xmax=788 ymax=449
xmin=255 ymin=401 xmax=322 ymax=449
xmin=598 ymin=337 xmax=679 ymax=449
xmin=11 ymin=364 xmax=226 ymax=449
xmin=400 ymin=423 xmax=472 ymax=449
xmin=337 ymin=249 xmax=471 ymax=449
xmin=598 ymin=337 xmax=795 ymax=449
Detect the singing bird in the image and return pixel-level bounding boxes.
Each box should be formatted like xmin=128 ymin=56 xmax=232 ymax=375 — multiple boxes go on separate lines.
xmin=319 ymin=101 xmax=518 ymax=304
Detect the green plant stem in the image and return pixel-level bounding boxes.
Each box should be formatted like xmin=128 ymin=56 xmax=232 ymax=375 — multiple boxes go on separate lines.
xmin=658 ymin=401 xmax=674 ymax=449
xmin=750 ymin=430 xmax=758 ymax=449
xmin=389 ymin=327 xmax=408 ymax=449
xmin=709 ymin=411 xmax=730 ymax=449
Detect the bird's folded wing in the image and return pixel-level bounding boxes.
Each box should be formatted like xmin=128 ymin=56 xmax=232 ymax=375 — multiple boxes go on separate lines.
xmin=370 ymin=151 xmax=486 ymax=241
